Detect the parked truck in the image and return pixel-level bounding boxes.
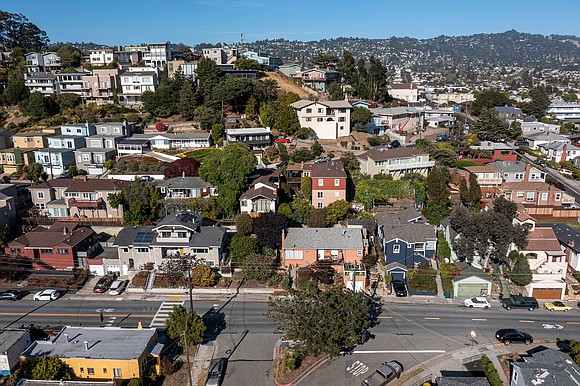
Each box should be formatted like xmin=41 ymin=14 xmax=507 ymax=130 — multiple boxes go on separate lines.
xmin=501 ymin=294 xmax=539 ymax=311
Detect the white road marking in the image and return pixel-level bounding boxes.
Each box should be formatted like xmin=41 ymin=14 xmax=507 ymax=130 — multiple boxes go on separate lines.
xmin=149 ymin=301 xmax=184 ymax=327
xmin=351 ymin=350 xmax=446 ymax=354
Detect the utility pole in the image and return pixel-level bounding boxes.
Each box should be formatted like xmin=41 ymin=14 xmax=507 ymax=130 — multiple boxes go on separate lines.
xmin=183 ymin=319 xmax=193 ymax=386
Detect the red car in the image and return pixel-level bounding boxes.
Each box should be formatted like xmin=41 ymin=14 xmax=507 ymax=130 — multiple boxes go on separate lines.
xmin=93 ymin=276 xmax=114 ymax=293
xmin=274 ymin=138 xmax=291 ymax=143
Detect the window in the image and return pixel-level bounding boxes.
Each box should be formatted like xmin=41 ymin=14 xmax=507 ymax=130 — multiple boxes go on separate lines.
xmin=357 ymin=250 xmax=362 ymax=256
xmin=305 ymin=117 xmax=311 ymax=122
xmin=80 ymin=368 xmax=84 ymax=373
xmin=113 ymin=369 xmax=122 ymax=378
xmin=161 ymin=231 xmax=171 ymax=238
xmin=306 ymin=108 xmax=312 ymax=113
xmin=393 ymin=245 xmax=400 ymax=253
xmin=284 ymin=250 xmax=303 ymax=259
xmin=87 ymin=368 xmax=94 ymax=375
xmin=317 ymin=203 xmax=323 ymax=208
xmin=82 ymin=154 xmax=91 ymax=161
xmin=317 ymin=192 xmax=323 ymax=198
xmin=334 ymin=179 xmax=339 ymax=186
xmin=37 ymin=191 xmax=45 ymax=199
xmin=415 ymin=242 xmax=425 ymax=251
xmin=10 ymin=248 xmax=21 ymax=254
xmin=57 ymin=248 xmax=68 ymax=254
xmin=82 ymin=193 xmax=90 ymax=199
xmin=555 ymin=193 xmax=561 ymax=200
xmin=318 ymin=179 xmax=323 ymax=186
xmin=177 ymin=232 xmax=187 ymax=238
xmin=513 ymin=372 xmax=518 ymax=383
xmin=103 ymin=368 xmax=107 ymax=374
xmin=317 ymin=108 xmax=323 ymax=113
xmin=517 ymin=192 xmax=524 ymax=198
xmin=137 ymin=248 xmax=149 ymax=253
xmin=541 ymin=193 xmax=548 ymax=201
xmin=317 ymin=118 xmax=323 ymax=122
xmin=338 ymin=117 xmax=345 ymax=122
xmin=40 ymin=248 xmax=53 ymax=254
xmin=121 ymin=248 xmax=129 ymax=253
xmin=526 ymin=192 xmax=534 ymax=201
xmin=191 ymin=248 xmax=209 ymax=254
xmin=334 ymin=191 xmax=340 ymax=197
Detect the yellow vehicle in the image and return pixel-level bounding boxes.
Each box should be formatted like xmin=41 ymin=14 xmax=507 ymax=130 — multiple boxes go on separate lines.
xmin=544 ymin=301 xmax=573 ymax=312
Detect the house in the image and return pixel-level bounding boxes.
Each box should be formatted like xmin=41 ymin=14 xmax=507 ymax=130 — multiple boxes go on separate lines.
xmin=286 ymin=160 xmax=348 ymax=208
xmin=156 ymin=177 xmax=217 ymax=199
xmin=89 ymin=48 xmax=115 ymax=66
xmin=81 ymin=68 xmax=121 ymax=105
xmin=130 ymin=133 xmax=212 ymax=149
xmin=143 ymin=42 xmax=173 ymax=68
xmin=242 ymin=51 xmax=280 ymax=70
xmin=510 ymin=348 xmax=580 ymax=386
xmin=0 ymin=186 xmax=17 ymax=228
xmin=114 ymin=212 xmax=227 ymax=274
xmin=521 ymin=121 xmax=560 ymax=135
xmin=466 ymin=141 xmax=517 ymax=164
xmin=75 ymin=134 xmax=124 ymax=174
xmin=365 ymin=107 xmax=423 ymax=135
xmin=385 ymin=262 xmax=409 ymax=282
xmin=464 ymin=165 xmax=503 ymax=198
xmin=33 ymin=148 xmax=76 ymax=177
xmin=432 ymin=92 xmax=475 ymax=105
xmin=30 ymin=177 xmax=129 ymax=221
xmin=60 ymin=123 xmax=97 ymax=137
xmin=487 ymin=161 xmax=545 ymax=183
xmin=13 ymin=131 xmax=49 ymax=149
xmin=25 ymin=52 xmax=45 ymax=73
xmin=20 ymin=326 xmax=162 ymax=382
xmin=0 ymin=148 xmax=36 ymax=174
xmin=498 ymin=181 xmax=579 ymax=219
xmin=452 ymin=264 xmax=492 ymax=298
xmin=280 ymin=227 xmax=369 ymax=291
xmin=95 ymin=121 xmax=137 ymax=137
xmin=119 ymin=67 xmax=160 ymax=105
xmin=357 ymin=147 xmax=434 ymax=178
xmin=47 ymin=135 xmax=86 ymax=149
xmin=239 ymin=174 xmax=279 ymax=214
xmin=523 ymin=132 xmax=570 ymax=150
xmin=225 ymin=127 xmax=272 ymax=150
xmin=24 ymin=72 xmax=57 ymax=94
xmin=494 ymin=106 xmax=524 ymax=122
xmin=56 ymin=71 xmax=90 ymax=95
xmin=167 ymin=59 xmax=197 ymax=80
xmin=538 ymin=142 xmax=580 ymax=163
xmin=0 ymin=330 xmax=32 ymax=376
xmin=388 ymin=83 xmax=419 ymax=103
xmin=291 ymin=100 xmax=352 ymax=140
xmin=513 ymin=213 xmax=567 ymax=300
xmin=546 ymin=223 xmax=580 ymax=272
xmin=547 ymin=100 xmax=580 ymax=121
xmin=116 ymin=138 xmax=151 ymax=156
xmin=202 ymin=46 xmax=238 ymax=65
xmin=278 ymin=63 xmax=301 ymax=77
xmin=299 ymin=68 xmax=341 ymax=92
xmin=376 ymin=208 xmax=437 ymax=267
xmin=6 ymin=222 xmax=100 ymax=270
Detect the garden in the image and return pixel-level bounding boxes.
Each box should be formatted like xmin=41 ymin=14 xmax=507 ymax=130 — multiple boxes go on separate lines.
xmin=407 ymin=264 xmax=437 ymax=294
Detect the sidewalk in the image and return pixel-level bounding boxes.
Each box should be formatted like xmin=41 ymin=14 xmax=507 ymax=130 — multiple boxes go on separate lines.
xmin=190 ymin=341 xmax=216 ymax=385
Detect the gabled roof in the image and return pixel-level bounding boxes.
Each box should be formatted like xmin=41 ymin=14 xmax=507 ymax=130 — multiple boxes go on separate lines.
xmin=494 ymin=106 xmax=523 ymax=114
xmin=385 ymin=262 xmax=408 ymax=272
xmin=358 ymin=147 xmax=428 ymax=161
xmin=500 ymin=181 xmax=562 ymax=193
xmin=523 ymin=226 xmax=563 ymax=252
xmin=542 ymin=223 xmax=580 ymax=253
xmin=9 ymin=225 xmax=95 ymax=248
xmin=464 ymin=165 xmax=501 ymax=174
xmin=156 ymin=177 xmax=214 ymax=190
xmin=32 ymin=178 xmax=130 ymax=193
xmin=283 ymin=228 xmax=366 ymax=250
xmin=470 ymin=141 xmax=514 ymax=151
xmin=153 ymin=212 xmax=203 ymax=232
xmin=290 ymin=99 xmax=352 ymax=110
xmin=239 ymin=186 xmax=277 ymax=200
xmin=375 ymin=208 xmax=425 ymax=226
xmin=512 ymin=348 xmax=580 ymax=386
xmin=381 ymin=222 xmax=436 ymax=244
xmin=287 ymin=160 xmax=347 ymax=178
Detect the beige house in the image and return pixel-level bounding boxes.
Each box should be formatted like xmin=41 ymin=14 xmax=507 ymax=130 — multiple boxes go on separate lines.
xmin=0 ymin=148 xmax=36 ymax=174
xmin=13 ymin=131 xmax=49 ymax=149
xmin=357 ymin=147 xmax=434 ymax=178
xmin=291 ymin=100 xmax=352 ymax=140
xmin=82 ymin=68 xmax=120 ymax=105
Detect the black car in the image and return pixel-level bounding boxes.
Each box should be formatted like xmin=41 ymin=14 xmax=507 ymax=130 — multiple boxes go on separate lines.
xmin=514 ymin=141 xmax=529 ymax=147
xmin=515 ymin=148 xmax=525 ymax=154
xmin=495 ymin=329 xmax=533 ymax=345
xmin=276 ymin=161 xmax=288 ymax=168
xmin=533 ymin=158 xmax=546 ymax=167
xmin=0 ymin=290 xmax=22 ymax=301
xmin=392 ymin=281 xmax=407 ymax=297
xmin=388 ymin=140 xmax=401 ymax=149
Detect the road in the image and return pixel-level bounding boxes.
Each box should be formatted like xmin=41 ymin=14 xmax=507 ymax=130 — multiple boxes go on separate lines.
xmin=3 ymin=298 xmax=579 ymax=386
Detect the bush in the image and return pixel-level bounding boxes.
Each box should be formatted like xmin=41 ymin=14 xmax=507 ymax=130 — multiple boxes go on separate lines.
xmin=480 ymin=354 xmax=503 ymax=386
xmin=437 ymin=235 xmax=451 ymax=261
xmin=408 ymin=265 xmax=437 ymax=292
xmin=190 ymin=265 xmax=218 ymax=287
xmin=155 ymin=121 xmax=168 ymax=132
xmin=282 ymin=351 xmax=302 ymax=372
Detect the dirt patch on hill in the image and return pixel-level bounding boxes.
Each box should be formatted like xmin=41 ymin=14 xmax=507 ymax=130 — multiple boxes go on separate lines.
xmin=265 ymin=72 xmax=311 ymax=99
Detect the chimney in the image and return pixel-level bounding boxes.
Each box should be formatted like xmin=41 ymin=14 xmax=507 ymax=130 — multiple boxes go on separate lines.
xmin=63 ymin=226 xmax=68 ymax=235
xmin=524 ymin=163 xmax=531 ymax=182
xmin=64 ymin=333 xmax=69 ymax=343
xmin=570 ymin=240 xmax=575 ymax=248
xmin=561 ymin=144 xmax=567 ymax=163
xmin=83 ymin=341 xmax=89 ymax=351
xmin=83 ymin=175 xmax=87 ymax=182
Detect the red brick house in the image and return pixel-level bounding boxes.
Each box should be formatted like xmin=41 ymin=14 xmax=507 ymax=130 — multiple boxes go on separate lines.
xmin=6 ymin=222 xmax=100 ymax=270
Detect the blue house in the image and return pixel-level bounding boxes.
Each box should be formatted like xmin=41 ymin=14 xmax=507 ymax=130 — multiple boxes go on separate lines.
xmin=34 ymin=148 xmax=76 ymax=177
xmin=47 ymin=135 xmax=86 ymax=150
xmin=60 ymin=123 xmax=96 ymax=137
xmin=376 ymin=208 xmax=437 ymax=266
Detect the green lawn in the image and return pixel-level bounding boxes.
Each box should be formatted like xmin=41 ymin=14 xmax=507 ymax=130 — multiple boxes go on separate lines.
xmin=185 ymin=148 xmax=220 ymax=161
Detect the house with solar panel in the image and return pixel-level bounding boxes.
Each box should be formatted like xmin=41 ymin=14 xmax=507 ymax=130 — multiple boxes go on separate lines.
xmin=114 ymin=212 xmax=226 ymax=275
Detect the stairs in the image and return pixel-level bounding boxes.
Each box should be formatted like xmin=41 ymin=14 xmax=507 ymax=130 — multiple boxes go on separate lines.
xmin=144 ymin=270 xmax=156 ymax=294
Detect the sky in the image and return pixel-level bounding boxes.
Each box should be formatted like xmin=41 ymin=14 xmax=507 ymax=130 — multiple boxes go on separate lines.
xmin=2 ymin=0 xmax=580 ymax=46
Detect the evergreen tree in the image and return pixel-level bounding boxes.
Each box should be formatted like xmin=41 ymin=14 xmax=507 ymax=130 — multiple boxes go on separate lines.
xmin=245 ymin=95 xmax=257 ymax=119
xmin=467 ymin=173 xmax=482 ymax=210
xmin=423 ymin=167 xmax=450 ymax=225
xmin=328 ymin=82 xmax=343 ymax=100
xmin=338 ymin=50 xmax=357 ymax=87
xmin=459 ymin=178 xmax=470 ymax=206
xmin=178 ymin=81 xmax=197 ymax=120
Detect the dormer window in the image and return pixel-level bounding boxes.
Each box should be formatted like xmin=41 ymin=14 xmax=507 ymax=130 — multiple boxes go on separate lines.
xmin=160 ymin=231 xmax=171 ymax=238
xmin=177 ymin=232 xmax=188 ymax=238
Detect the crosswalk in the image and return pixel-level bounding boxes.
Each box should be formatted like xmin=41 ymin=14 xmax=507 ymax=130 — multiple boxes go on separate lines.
xmin=104 ymin=316 xmax=116 ymax=327
xmin=149 ymin=301 xmax=184 ymax=328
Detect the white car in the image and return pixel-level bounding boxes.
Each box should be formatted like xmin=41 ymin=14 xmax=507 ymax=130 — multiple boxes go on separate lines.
xmin=464 ymin=297 xmax=491 ymax=309
xmin=108 ymin=280 xmax=128 ymax=296
xmin=33 ymin=289 xmax=61 ymax=301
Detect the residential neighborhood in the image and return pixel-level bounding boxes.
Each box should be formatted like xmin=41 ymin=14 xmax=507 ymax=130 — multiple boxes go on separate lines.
xmin=1 ymin=5 xmax=580 ymax=386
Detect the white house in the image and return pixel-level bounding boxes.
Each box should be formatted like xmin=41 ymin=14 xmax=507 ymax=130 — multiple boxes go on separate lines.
xmin=119 ymin=67 xmax=159 ymax=105
xmin=521 ymin=121 xmax=560 ymax=135
xmin=388 ymin=83 xmax=419 ymax=103
xmin=89 ymin=48 xmax=115 ymax=66
xmin=130 ymin=133 xmax=211 ymax=149
xmin=290 ymin=100 xmax=352 ymax=140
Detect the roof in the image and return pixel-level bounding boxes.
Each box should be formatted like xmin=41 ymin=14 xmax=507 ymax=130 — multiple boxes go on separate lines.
xmin=380 ymin=222 xmax=436 ymax=244
xmin=156 ymin=177 xmax=214 ymax=190
xmin=16 ymin=381 xmax=116 ymax=386
xmin=488 ymin=161 xmax=530 ymax=173
xmin=225 ymin=127 xmax=272 ymax=135
xmin=464 ymin=165 xmax=501 ymax=173
xmin=132 ymin=132 xmax=211 ymax=140
xmin=539 ymin=142 xmax=580 ymax=151
xmin=494 ymin=106 xmax=523 ymax=114
xmin=390 ymin=83 xmax=418 ymax=90
xmin=240 ymin=186 xmax=277 ymax=200
xmin=13 ymin=131 xmax=48 ymax=137
xmin=370 ymin=106 xmax=420 ymax=116
xmin=358 ymin=147 xmax=428 ymax=161
xmin=290 ymin=99 xmax=352 ymax=110
xmin=385 ymin=262 xmax=409 ymax=272
xmin=542 ymin=223 xmax=580 ymax=253
xmin=470 ymin=141 xmax=514 ymax=151
xmin=436 ymin=377 xmax=490 ymax=386
xmin=283 ymin=228 xmax=366 ymax=250
xmin=120 ymin=70 xmax=157 ymax=76
xmin=0 ymin=329 xmax=30 ymax=354
xmin=523 ymin=132 xmax=570 ymax=141
xmin=22 ymin=326 xmax=156 ymax=361
xmin=9 ymin=225 xmax=95 ymax=248
xmin=512 ymin=348 xmax=580 ymax=386
xmin=287 ymin=160 xmax=347 ymax=178
xmin=500 ymin=181 xmax=562 ymax=192
xmin=375 ymin=208 xmax=425 ymax=226
xmin=118 ymin=138 xmax=150 ymax=145
xmin=524 ymin=226 xmax=563 ymax=252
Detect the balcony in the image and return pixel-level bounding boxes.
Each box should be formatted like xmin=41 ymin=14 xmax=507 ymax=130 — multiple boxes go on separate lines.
xmin=477 ymin=178 xmax=503 ymax=185
xmin=387 ymin=160 xmax=435 ymax=172
xmin=68 ymin=197 xmax=104 ymax=209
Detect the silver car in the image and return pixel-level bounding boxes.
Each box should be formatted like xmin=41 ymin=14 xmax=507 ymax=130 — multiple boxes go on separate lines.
xmin=108 ymin=280 xmax=128 ymax=295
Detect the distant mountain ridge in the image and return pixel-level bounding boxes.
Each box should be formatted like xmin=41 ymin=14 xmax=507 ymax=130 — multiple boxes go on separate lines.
xmin=245 ymin=30 xmax=580 ymax=71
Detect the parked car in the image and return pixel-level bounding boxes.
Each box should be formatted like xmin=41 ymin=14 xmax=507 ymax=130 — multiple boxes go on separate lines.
xmin=56 ymin=172 xmax=72 ymax=179
xmin=274 ymin=137 xmax=291 ymax=143
xmin=464 ymin=297 xmax=491 ymax=309
xmin=514 ymin=141 xmax=529 ymax=147
xmin=108 ymin=280 xmax=129 ymax=296
xmin=33 ymin=289 xmax=60 ymax=301
xmin=533 ymin=158 xmax=546 ymax=167
xmin=93 ymin=275 xmax=115 ymax=293
xmin=314 ymin=156 xmax=331 ymax=164
xmin=501 ymin=294 xmax=539 ymax=311
xmin=559 ymin=168 xmax=573 ymax=176
xmin=205 ymin=358 xmax=226 ymax=386
xmin=0 ymin=290 xmax=22 ymax=301
xmin=387 ymin=140 xmax=401 ymax=149
xmin=139 ymin=175 xmax=154 ymax=182
xmin=495 ymin=329 xmax=533 ymax=345
xmin=544 ymin=301 xmax=573 ymax=312
xmin=515 ymin=148 xmax=525 ymax=154
xmin=361 ymin=361 xmax=403 ymax=386
xmin=436 ymin=133 xmax=450 ymax=142
xmin=392 ymin=281 xmax=407 ymax=297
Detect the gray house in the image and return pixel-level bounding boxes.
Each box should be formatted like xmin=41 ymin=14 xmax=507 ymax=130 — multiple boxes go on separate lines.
xmin=510 ymin=348 xmax=580 ymax=386
xmin=94 ymin=121 xmax=137 ymax=137
xmin=0 ymin=330 xmax=32 ymax=376
xmin=156 ymin=177 xmax=217 ymax=199
xmin=488 ymin=161 xmax=545 ymax=183
xmin=75 ymin=135 xmax=124 ymax=174
xmin=225 ymin=127 xmax=272 ymax=150
xmin=114 ymin=212 xmax=226 ymax=275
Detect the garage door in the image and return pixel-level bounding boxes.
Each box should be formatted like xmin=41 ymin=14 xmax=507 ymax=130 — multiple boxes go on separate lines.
xmin=531 ymin=288 xmax=562 ymax=299
xmin=457 ymin=283 xmax=487 ymax=297
xmin=390 ymin=272 xmax=405 ymax=282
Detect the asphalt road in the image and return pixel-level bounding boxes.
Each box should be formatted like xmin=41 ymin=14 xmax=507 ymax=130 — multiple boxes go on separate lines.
xmin=2 ymin=298 xmax=580 ymax=386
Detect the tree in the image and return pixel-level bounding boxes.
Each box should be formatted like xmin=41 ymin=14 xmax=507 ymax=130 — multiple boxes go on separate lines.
xmin=423 ymin=167 xmax=450 ymax=225
xmin=3 ymin=77 xmax=29 ymax=105
xmin=328 ymin=82 xmax=343 ymax=100
xmin=57 ymin=93 xmax=81 ymax=111
xmin=191 ymin=265 xmax=218 ymax=287
xmin=229 ymin=235 xmax=259 ymax=263
xmin=54 ymin=45 xmax=82 ymax=68
xmin=178 ymin=81 xmax=198 ymax=120
xmin=21 ymin=92 xmax=59 ymax=118
xmin=163 ymin=157 xmax=200 ymax=179
xmin=471 ymin=90 xmax=510 ymax=115
xmin=19 ymin=356 xmax=71 ymax=381
xmin=325 ymin=200 xmax=350 ymax=225
xmin=366 ymin=56 xmax=389 ymax=102
xmin=307 ymin=208 xmax=327 ymax=228
xmin=23 ymin=162 xmax=48 ymax=184
xmin=277 ymin=143 xmax=289 ymax=162
xmin=235 ymin=213 xmax=253 ymax=236
xmin=505 ymin=252 xmax=532 ymax=286
xmin=245 ymin=95 xmax=257 ymax=119
xmin=242 ymin=253 xmax=275 ymax=283
xmin=118 ymin=180 xmax=160 ymax=225
xmin=278 ymin=203 xmax=293 ymax=219
xmin=234 ymin=57 xmax=267 ymax=71
xmin=311 ymin=141 xmax=323 ymax=157
xmin=467 ymin=173 xmax=482 ymax=209
xmin=0 ymin=11 xmax=49 ymax=51
xmin=459 ymin=178 xmax=470 ymax=207
xmin=275 ymin=93 xmax=301 ymax=136
xmin=214 ymin=77 xmax=255 ymax=114
xmin=193 ymin=105 xmax=221 ymax=131
xmin=338 ymin=50 xmax=357 ymax=87
xmin=104 ymin=159 xmax=115 ymax=170
xmin=340 ymin=152 xmax=361 ymax=182
xmin=195 ymin=57 xmax=223 ymax=101
xmin=253 ymin=212 xmax=289 ymax=249
xmin=312 ymin=54 xmax=339 ymax=69
xmin=569 ymin=340 xmax=580 ymax=366
xmin=290 ymin=198 xmax=313 ymax=224
xmin=351 ymin=106 xmax=372 ymax=130
xmin=165 ymin=305 xmax=206 ymax=347
xmin=211 ymin=124 xmax=224 ymax=146
xmin=523 ymin=85 xmax=550 ymax=119
xmin=199 ymin=144 xmax=257 ymax=217
xmin=473 ymin=108 xmax=511 ymax=140
xmin=267 ymin=285 xmax=372 ymax=358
